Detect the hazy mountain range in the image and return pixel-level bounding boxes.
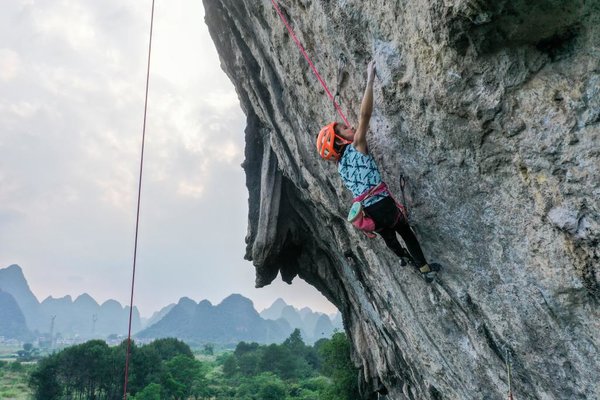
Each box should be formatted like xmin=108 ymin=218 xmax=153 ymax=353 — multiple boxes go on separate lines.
xmin=137 ymin=294 xmax=294 ymax=345
xmin=259 ymin=298 xmax=343 ymax=342
xmin=0 ymin=264 xmax=342 ymax=344
xmin=0 ymin=288 xmax=29 ymax=339
xmin=0 ymin=264 xmax=141 ymax=340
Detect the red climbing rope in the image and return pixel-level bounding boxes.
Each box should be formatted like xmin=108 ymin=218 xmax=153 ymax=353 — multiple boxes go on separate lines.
xmin=123 ymin=0 xmax=155 ymax=398
xmin=121 ymin=4 xmax=342 ymax=396
xmin=270 ymin=0 xmax=351 ymax=127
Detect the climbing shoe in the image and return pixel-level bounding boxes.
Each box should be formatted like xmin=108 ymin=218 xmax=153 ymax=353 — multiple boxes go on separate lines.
xmin=398 ymin=248 xmax=412 ymax=267
xmin=419 ymin=263 xmax=441 ymax=283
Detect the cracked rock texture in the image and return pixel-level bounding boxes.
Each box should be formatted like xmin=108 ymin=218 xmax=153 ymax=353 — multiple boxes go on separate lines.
xmin=203 ymin=0 xmax=600 ymax=398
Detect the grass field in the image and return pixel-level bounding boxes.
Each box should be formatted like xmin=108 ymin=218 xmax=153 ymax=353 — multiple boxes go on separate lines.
xmin=0 ymin=344 xmax=20 ymax=359
xmin=0 ymin=362 xmax=33 ymax=400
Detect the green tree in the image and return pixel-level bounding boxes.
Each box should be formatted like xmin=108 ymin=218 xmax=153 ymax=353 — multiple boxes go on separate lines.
xmin=28 ymin=338 xmax=201 ymax=400
xmin=258 ymin=379 xmax=286 ymax=400
xmin=162 ymin=355 xmax=205 ymax=400
xmin=190 ymin=365 xmax=212 ymax=400
xmin=220 ymin=353 xmax=238 ymax=377
xmin=28 ymin=335 xmax=357 ymax=400
xmin=259 ymin=344 xmax=293 ymax=378
xmin=237 ymin=351 xmax=260 ymax=377
xmin=129 ymin=344 xmax=163 ymax=394
xmin=29 ymin=356 xmax=62 ymax=400
xmin=202 ymin=343 xmax=214 ymax=355
xmin=318 ymin=332 xmax=360 ymax=400
xmin=234 ymin=341 xmax=260 ymax=357
xmin=282 ymin=329 xmax=313 ymax=378
xmin=132 ymin=382 xmax=162 ymax=400
xmin=296 ymin=376 xmax=331 ymax=400
xmin=228 ymin=341 xmax=262 ymax=378
xmin=235 ymin=372 xmax=286 ymax=400
xmin=17 ymin=342 xmax=40 ymax=361
xmin=283 ymin=329 xmax=306 ymax=354
xmin=303 ymin=345 xmax=321 ymax=371
xmin=69 ymin=340 xmax=113 ymax=398
xmin=146 ymin=338 xmax=194 ymax=361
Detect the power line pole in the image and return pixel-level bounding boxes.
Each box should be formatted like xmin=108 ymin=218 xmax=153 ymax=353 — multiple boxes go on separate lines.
xmin=49 ymin=315 xmax=56 ymax=351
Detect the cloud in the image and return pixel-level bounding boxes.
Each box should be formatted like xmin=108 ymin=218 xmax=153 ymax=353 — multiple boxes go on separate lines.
xmin=0 ymin=0 xmax=336 ymax=317
xmin=29 ymin=3 xmax=97 ymax=51
xmin=7 ymin=101 xmax=39 ymax=118
xmin=0 ymin=48 xmax=20 ymax=81
xmin=177 ymin=181 xmax=205 ymax=199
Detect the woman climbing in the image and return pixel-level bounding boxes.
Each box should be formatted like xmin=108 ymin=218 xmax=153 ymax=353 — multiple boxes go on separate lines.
xmin=316 ymin=60 xmax=440 ymax=282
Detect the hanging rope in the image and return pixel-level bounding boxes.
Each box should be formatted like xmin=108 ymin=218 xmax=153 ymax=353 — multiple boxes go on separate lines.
xmin=270 ymin=0 xmax=350 ymax=127
xmin=123 ymin=0 xmax=155 ymax=398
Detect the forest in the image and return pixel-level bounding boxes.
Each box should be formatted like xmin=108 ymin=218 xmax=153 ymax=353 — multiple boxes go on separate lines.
xmin=25 ymin=330 xmax=359 ymax=399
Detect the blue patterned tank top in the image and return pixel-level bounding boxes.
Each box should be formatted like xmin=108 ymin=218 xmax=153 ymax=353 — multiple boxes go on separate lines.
xmin=338 ymin=145 xmax=388 ymax=207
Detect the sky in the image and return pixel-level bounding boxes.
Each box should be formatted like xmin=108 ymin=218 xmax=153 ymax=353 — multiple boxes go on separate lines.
xmin=0 ymin=0 xmax=337 ymax=317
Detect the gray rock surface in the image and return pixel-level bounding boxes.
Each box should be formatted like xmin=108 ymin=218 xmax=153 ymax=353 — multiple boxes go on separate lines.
xmin=203 ymin=0 xmax=600 ymax=398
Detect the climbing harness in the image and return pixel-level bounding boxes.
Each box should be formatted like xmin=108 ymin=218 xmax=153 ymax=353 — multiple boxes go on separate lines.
xmin=347 ymin=182 xmax=388 ymax=238
xmin=505 ymin=347 xmax=514 ymax=400
xmin=348 ymin=182 xmax=408 ymax=239
xmin=123 ymin=0 xmax=155 ymax=398
xmin=270 ymin=0 xmax=350 ymax=127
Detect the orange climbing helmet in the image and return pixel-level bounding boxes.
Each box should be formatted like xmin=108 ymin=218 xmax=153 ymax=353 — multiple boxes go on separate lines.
xmin=316 ymin=122 xmax=352 ymax=161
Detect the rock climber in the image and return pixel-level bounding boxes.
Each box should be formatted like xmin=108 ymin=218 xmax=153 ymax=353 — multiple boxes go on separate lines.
xmin=316 ymin=60 xmax=440 ymax=282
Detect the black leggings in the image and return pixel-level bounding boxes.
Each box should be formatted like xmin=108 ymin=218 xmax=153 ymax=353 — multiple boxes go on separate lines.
xmin=364 ymin=196 xmax=428 ymax=267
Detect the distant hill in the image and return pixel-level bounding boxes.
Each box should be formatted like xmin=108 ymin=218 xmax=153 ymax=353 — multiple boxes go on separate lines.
xmin=259 ymin=298 xmax=288 ymax=320
xmin=137 ymin=294 xmax=293 ymax=345
xmin=281 ymin=305 xmax=304 ymax=330
xmin=144 ymin=303 xmax=176 ymax=328
xmin=312 ymin=314 xmax=335 ymax=341
xmin=0 ymin=289 xmax=31 ymax=340
xmin=0 ymin=265 xmax=341 ymax=343
xmin=0 ymin=264 xmax=44 ymax=331
xmin=259 ymin=298 xmax=343 ymax=343
xmin=41 ymin=294 xmax=142 ymax=337
xmin=331 ymin=312 xmax=343 ymax=330
xmin=0 ymin=264 xmax=141 ymax=338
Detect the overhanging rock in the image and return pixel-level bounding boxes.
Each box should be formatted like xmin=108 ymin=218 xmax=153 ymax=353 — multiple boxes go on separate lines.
xmin=204 ymin=0 xmax=600 ymax=398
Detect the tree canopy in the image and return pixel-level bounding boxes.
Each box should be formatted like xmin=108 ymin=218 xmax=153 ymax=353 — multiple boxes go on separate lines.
xmin=28 ymin=330 xmax=360 ymax=400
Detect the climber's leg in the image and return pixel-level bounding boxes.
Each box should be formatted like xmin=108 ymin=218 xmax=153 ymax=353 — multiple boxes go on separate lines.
xmin=377 ymin=227 xmax=411 ymax=261
xmin=394 ymin=220 xmax=440 ymax=282
xmin=394 ymin=220 xmax=427 ymax=268
xmin=364 ymin=197 xmax=410 ymax=265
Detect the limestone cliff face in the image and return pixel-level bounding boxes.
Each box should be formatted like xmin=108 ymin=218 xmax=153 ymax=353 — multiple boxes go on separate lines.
xmin=203 ymin=0 xmax=599 ymax=398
